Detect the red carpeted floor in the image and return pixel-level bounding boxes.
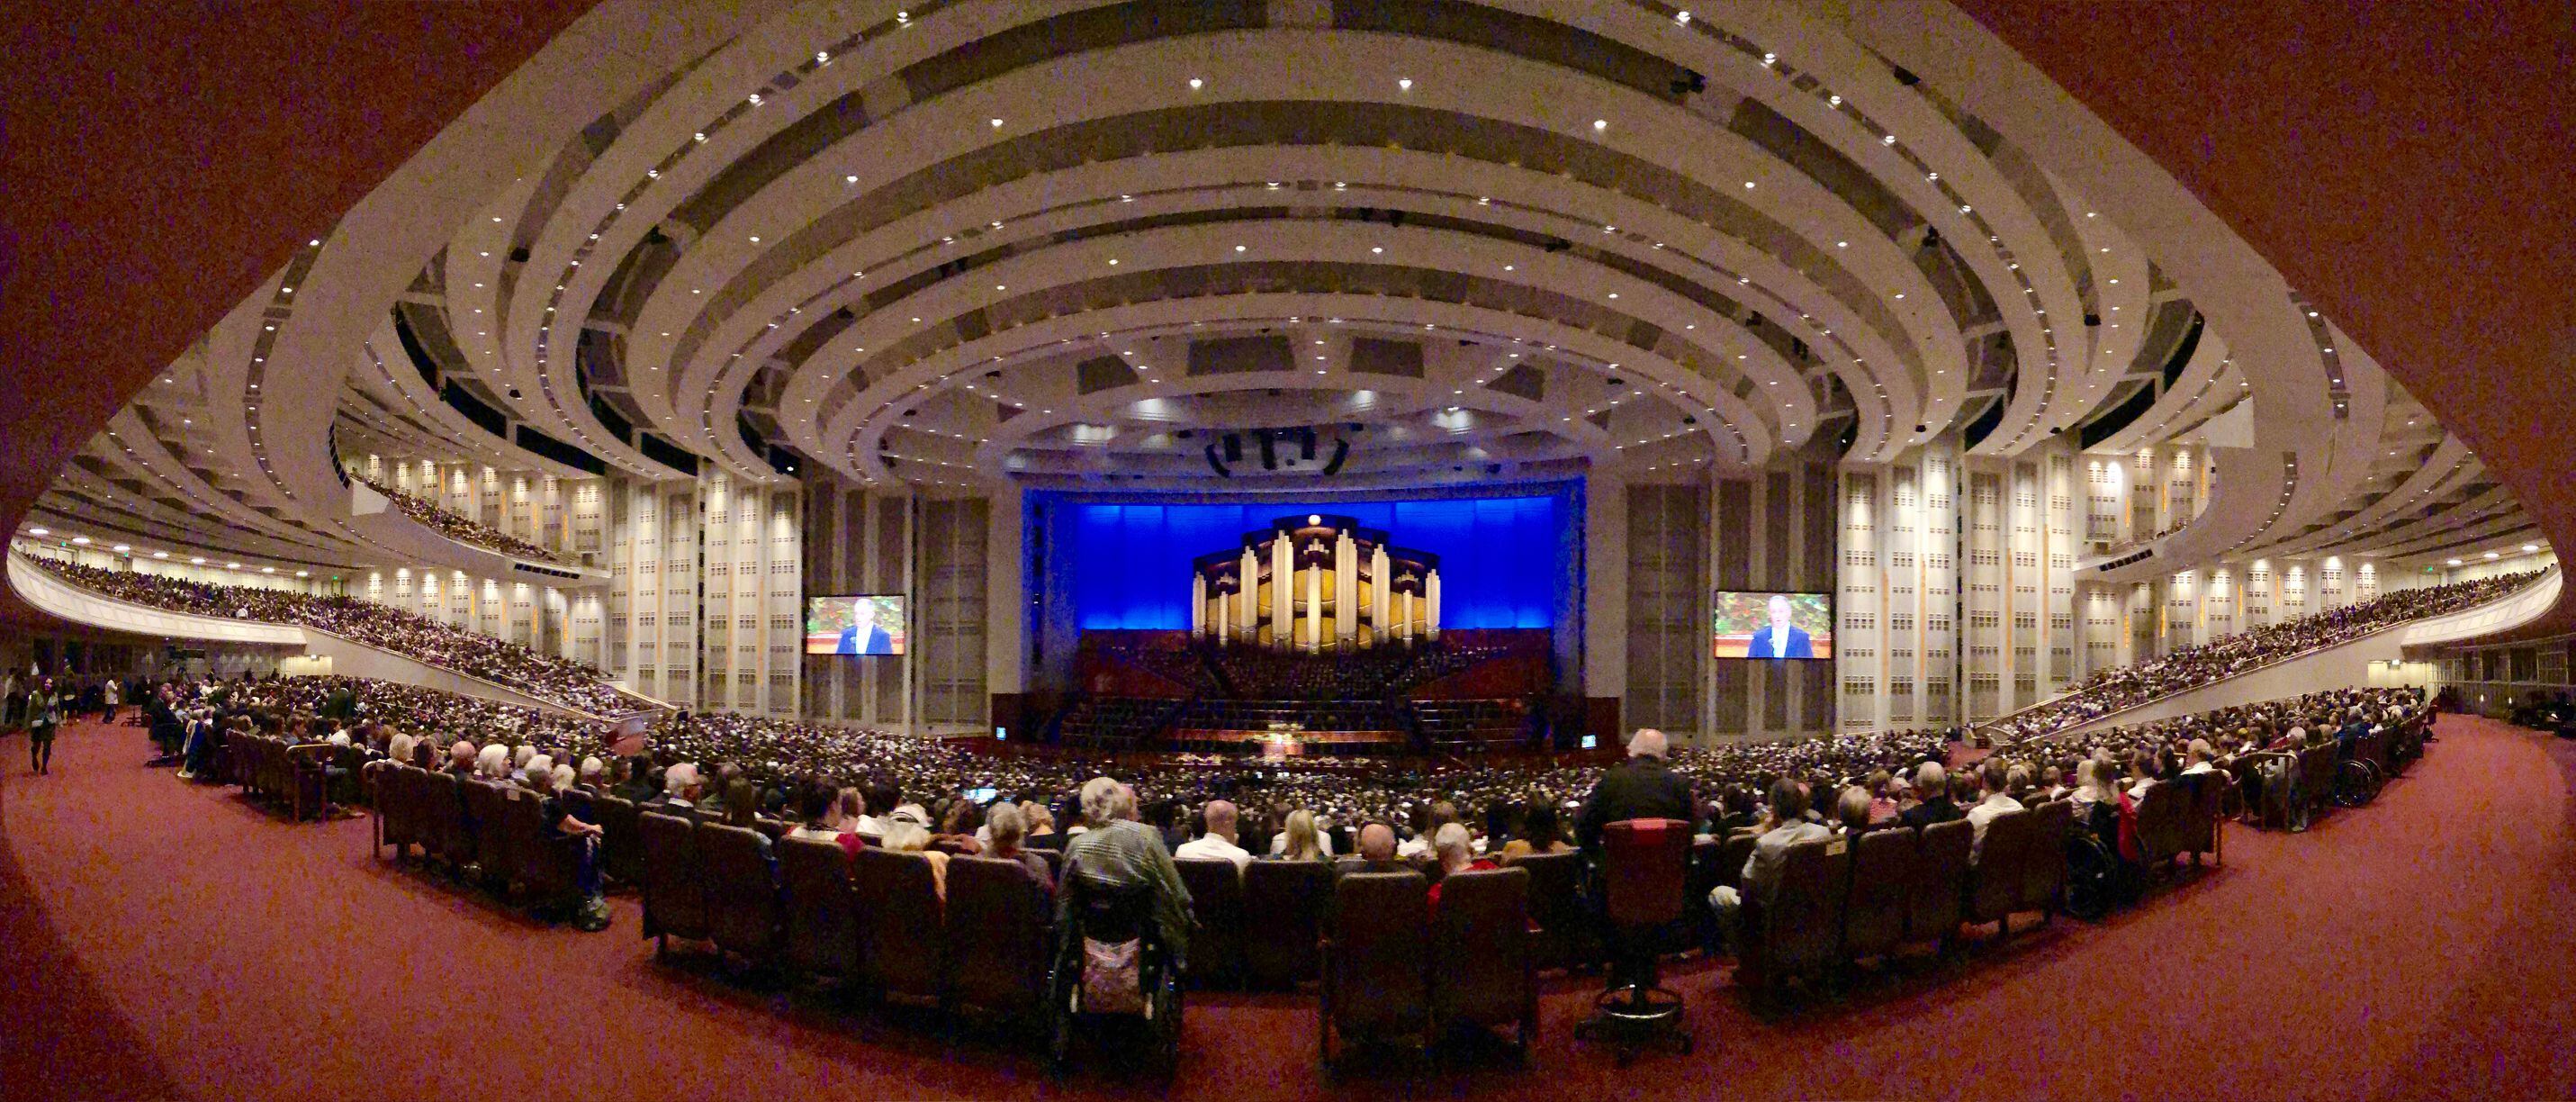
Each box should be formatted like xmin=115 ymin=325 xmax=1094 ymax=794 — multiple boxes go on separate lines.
xmin=3 ymin=714 xmax=2572 ymax=1101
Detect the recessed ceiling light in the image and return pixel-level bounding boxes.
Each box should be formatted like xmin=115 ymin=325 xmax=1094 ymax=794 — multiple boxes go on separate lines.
xmin=1187 ymin=77 xmax=1202 ymax=89
xmin=1591 ymin=119 xmax=1608 ymax=131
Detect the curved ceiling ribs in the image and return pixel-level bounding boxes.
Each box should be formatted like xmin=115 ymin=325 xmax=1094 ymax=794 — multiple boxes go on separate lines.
xmin=13 ymin=1 xmax=2539 ymax=585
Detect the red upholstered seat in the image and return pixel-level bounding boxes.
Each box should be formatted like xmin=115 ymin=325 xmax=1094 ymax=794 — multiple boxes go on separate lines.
xmin=1428 ymin=866 xmax=1536 ymax=1053
xmin=777 ymin=837 xmax=857 ymax=980
xmin=592 ymin=794 xmax=643 ymax=887
xmin=638 ymin=812 xmax=708 ymax=952
xmin=1910 ymin=818 xmax=1973 ymax=948
xmin=943 ymin=856 xmax=1051 ymax=1025
xmin=1242 ymin=860 xmax=1331 ymax=989
xmin=852 ymin=849 xmax=944 ymax=1005
xmin=699 ymin=823 xmax=782 ymax=965
xmin=1319 ymin=870 xmax=1431 ymax=1067
xmin=1175 ymin=859 xmax=1246 ymax=989
xmin=1600 ymin=817 xmax=1689 ymax=927
xmin=1843 ymin=826 xmax=1917 ymax=962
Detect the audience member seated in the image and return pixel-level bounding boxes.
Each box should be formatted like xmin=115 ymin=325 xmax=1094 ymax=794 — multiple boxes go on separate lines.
xmin=787 ymin=787 xmax=862 ymax=858
xmin=35 ymin=558 xmax=653 ymax=716
xmin=1174 ymin=799 xmax=1252 ymax=870
xmin=1965 ymin=760 xmax=2025 ymax=863
xmin=1269 ymin=808 xmax=1332 ymax=860
xmin=1499 ymin=802 xmax=1571 ymax=859
xmin=1424 ymin=822 xmax=1496 ymax=913
xmin=1988 ymin=572 xmax=2539 ymax=740
xmin=1708 ymin=777 xmax=1831 ymax=953
xmin=1058 ymin=777 xmax=1193 ymax=965
xmin=982 ymin=802 xmax=1051 ymax=890
xmin=357 ymin=477 xmax=576 ymax=565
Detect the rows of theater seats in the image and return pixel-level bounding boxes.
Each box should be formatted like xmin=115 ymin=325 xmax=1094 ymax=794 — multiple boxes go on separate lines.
xmin=33 ymin=557 xmax=647 ymax=717
xmin=358 ymin=477 xmax=575 ymax=565
xmin=265 ymin=700 xmax=2434 ymax=1074
xmin=1413 ymin=700 xmax=1531 ymax=749
xmin=1206 ymin=644 xmax=1426 ymax=700
xmin=368 ymin=763 xmax=591 ymax=913
xmin=1172 ymin=698 xmax=1409 ymax=736
xmin=1992 ymin=571 xmax=2542 ymax=738
xmin=1058 ymin=696 xmax=1184 ymax=750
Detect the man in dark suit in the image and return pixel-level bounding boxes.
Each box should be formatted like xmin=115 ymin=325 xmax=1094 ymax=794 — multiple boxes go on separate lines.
xmin=1897 ymin=762 xmax=1962 ymax=830
xmin=1743 ymin=593 xmax=1815 ymax=659
xmin=833 ymin=597 xmax=896 ymax=655
xmin=1576 ymin=728 xmax=1697 ymax=854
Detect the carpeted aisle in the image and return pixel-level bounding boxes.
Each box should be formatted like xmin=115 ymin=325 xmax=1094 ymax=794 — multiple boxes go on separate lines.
xmin=3 ymin=714 xmax=2571 ymax=1101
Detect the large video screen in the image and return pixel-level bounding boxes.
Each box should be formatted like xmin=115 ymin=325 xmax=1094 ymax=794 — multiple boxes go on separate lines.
xmin=805 ymin=594 xmax=907 ymax=655
xmin=1712 ymin=591 xmax=1833 ymax=660
xmin=1042 ymin=491 xmax=1570 ymax=631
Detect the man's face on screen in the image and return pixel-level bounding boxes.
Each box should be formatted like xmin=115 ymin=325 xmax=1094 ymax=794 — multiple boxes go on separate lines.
xmin=1769 ymin=595 xmax=1793 ymax=630
xmin=851 ymin=599 xmax=876 ymax=630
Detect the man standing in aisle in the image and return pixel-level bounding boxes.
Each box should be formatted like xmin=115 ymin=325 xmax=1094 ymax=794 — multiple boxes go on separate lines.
xmin=27 ymin=677 xmax=61 ymax=775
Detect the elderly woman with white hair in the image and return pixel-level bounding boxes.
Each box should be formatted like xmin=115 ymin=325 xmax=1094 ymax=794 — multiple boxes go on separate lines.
xmin=1057 ymin=776 xmax=1193 ymax=962
xmin=526 ymin=754 xmax=610 ymax=931
xmin=475 ymin=743 xmax=512 ymax=781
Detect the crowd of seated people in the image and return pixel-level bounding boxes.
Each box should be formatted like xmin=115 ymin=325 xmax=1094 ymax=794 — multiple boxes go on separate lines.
xmin=122 ymin=653 xmax=2434 ymax=1059
xmin=34 ymin=558 xmax=652 ymax=717
xmin=1987 ymin=571 xmax=2540 ymax=740
xmin=358 ymin=477 xmax=575 ymax=565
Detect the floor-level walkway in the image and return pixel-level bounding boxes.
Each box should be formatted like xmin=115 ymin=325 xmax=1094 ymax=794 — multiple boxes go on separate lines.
xmin=3 ymin=714 xmax=2571 ymax=1100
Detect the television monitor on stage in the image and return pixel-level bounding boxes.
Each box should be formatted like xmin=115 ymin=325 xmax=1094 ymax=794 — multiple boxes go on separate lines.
xmin=805 ymin=594 xmax=907 ymax=655
xmin=1712 ymin=591 xmax=1833 ymax=660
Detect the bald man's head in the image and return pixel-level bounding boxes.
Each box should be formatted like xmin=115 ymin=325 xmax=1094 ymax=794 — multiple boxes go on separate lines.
xmin=1202 ymin=799 xmax=1238 ymax=841
xmin=1627 ymin=727 xmax=1669 ymax=759
xmin=1358 ymin=822 xmax=1397 ymax=862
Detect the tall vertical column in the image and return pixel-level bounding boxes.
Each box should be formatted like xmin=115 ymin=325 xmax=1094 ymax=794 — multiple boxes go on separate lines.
xmin=1303 ymin=558 xmax=1321 ymax=653
xmin=1334 ymin=531 xmax=1356 ymax=647
xmin=1237 ymin=547 xmax=1258 ymax=645
xmin=1270 ymin=531 xmax=1293 ymax=652
xmin=1369 ymin=545 xmax=1391 ymax=645
xmin=1191 ymin=574 xmax=1208 ymax=637
xmin=1214 ymin=582 xmax=1230 ymax=639
xmin=1425 ymin=569 xmax=1442 ymax=641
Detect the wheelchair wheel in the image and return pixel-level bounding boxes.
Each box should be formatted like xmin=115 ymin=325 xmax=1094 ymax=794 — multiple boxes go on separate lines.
xmin=2332 ymin=759 xmax=2382 ymax=807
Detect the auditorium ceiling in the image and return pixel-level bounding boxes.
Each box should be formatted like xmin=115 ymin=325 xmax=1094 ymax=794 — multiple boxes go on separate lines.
xmin=5 ymin=2 xmax=2569 ymax=619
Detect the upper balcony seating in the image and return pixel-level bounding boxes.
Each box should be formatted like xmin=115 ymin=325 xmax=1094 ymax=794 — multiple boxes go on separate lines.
xmin=32 ymin=557 xmax=648 ymax=717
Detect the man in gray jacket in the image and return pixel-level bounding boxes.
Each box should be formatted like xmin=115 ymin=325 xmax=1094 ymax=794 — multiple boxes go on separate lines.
xmin=1707 ymin=777 xmax=1831 ymax=955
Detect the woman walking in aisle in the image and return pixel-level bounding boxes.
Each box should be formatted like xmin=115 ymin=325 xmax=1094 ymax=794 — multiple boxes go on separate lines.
xmin=27 ymin=677 xmax=62 ymax=775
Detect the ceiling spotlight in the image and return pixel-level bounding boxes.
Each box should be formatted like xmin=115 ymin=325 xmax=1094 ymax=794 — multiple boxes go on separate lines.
xmin=1397 ymin=77 xmax=1412 ymax=90
xmin=70 ymin=537 xmax=89 ymax=546
xmin=1591 ymin=119 xmax=1608 ymax=131
xmin=191 ymin=556 xmax=205 ymax=565
xmin=989 ymin=117 xmax=1004 ymax=127
xmin=153 ymin=551 xmax=167 ymax=559
xmin=27 ymin=528 xmax=45 ymax=536
xmin=113 ymin=544 xmax=129 ymax=552
xmin=1187 ymin=77 xmax=1202 ymax=90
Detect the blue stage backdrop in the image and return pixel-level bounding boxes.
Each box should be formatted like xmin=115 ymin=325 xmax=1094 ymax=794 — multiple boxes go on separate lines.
xmin=1041 ymin=490 xmax=1571 ymax=632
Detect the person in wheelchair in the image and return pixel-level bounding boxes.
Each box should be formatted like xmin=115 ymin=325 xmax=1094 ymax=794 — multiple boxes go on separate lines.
xmin=1052 ymin=777 xmax=1192 ymax=1071
xmin=1057 ymin=777 xmax=1193 ymax=959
